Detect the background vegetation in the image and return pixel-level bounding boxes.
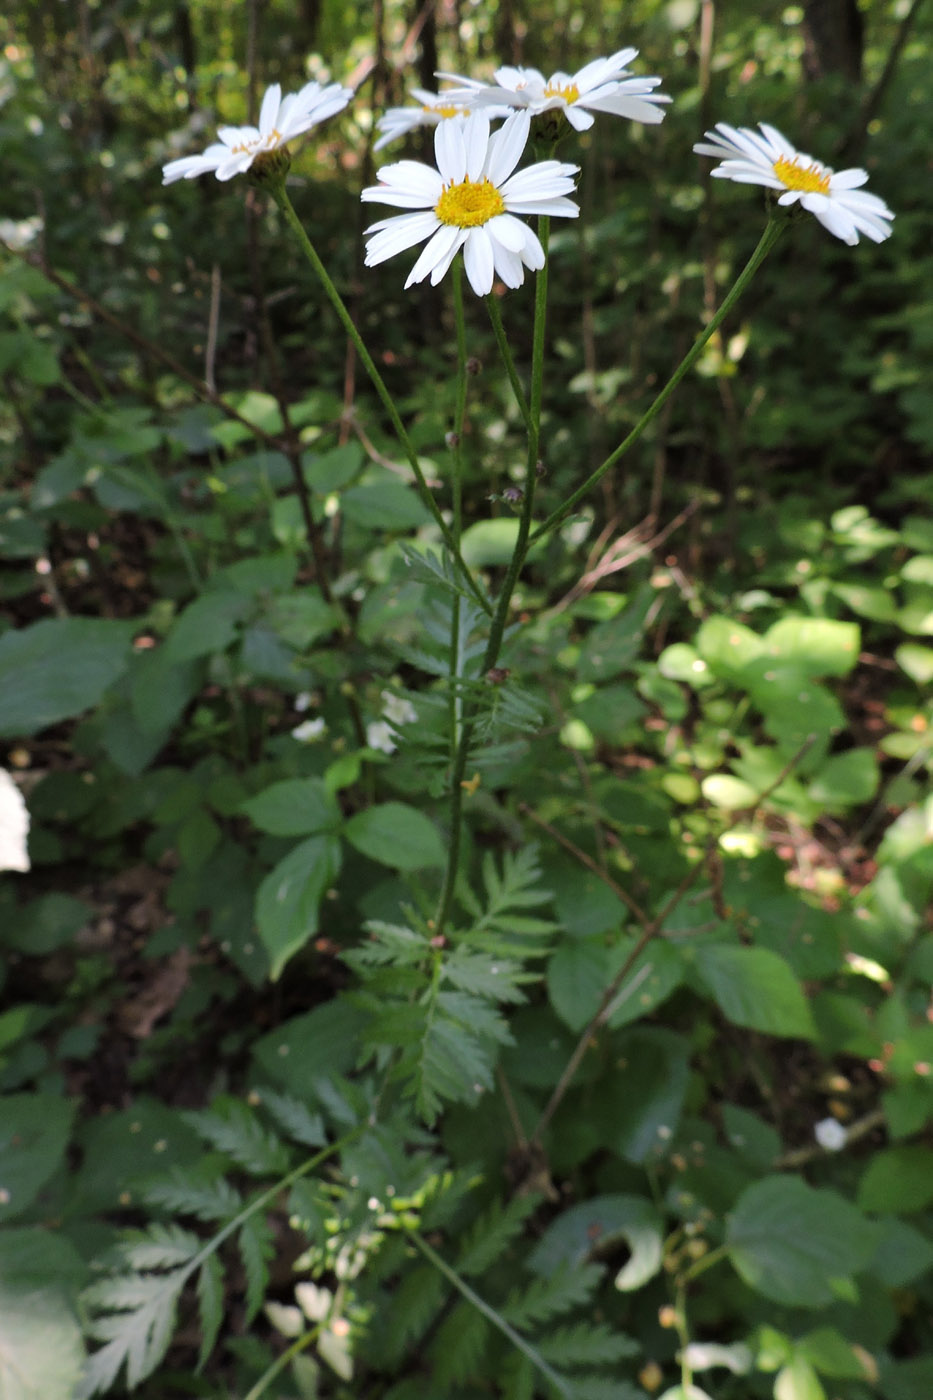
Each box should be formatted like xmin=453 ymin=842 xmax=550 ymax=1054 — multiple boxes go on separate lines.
xmin=1 ymin=2 xmax=931 ymax=1398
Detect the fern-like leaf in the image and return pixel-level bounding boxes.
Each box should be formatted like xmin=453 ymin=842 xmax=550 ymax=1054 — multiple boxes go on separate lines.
xmin=429 ymin=1298 xmax=490 ymax=1390
xmin=184 ymin=1095 xmax=291 ymax=1175
xmin=196 ymin=1253 xmax=225 ymax=1370
xmin=499 ymin=1262 xmax=604 ymax=1329
xmin=238 ymin=1213 xmax=274 ymax=1324
xmin=535 ymin=1322 xmax=640 ymax=1367
xmin=259 ymin=1089 xmax=327 ymax=1148
xmin=79 ymin=1269 xmax=187 ymax=1397
xmin=455 ymin=1194 xmax=541 ymax=1278
xmin=144 ymin=1166 xmax=242 ymax=1223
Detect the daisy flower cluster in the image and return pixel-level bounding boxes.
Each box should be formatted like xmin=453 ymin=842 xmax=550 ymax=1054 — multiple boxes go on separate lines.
xmin=160 ymin=44 xmax=893 ymax=296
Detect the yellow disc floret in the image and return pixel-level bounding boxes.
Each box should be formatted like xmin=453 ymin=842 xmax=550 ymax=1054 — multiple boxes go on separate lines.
xmin=425 ymin=103 xmax=462 ymax=119
xmin=544 ymin=81 xmax=580 ymax=104
xmin=435 ymin=177 xmax=506 ymax=228
xmin=772 ymin=154 xmax=831 ymax=195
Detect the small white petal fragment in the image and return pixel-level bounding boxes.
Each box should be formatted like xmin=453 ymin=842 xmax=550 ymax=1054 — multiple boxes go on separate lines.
xmin=0 ymin=770 xmax=30 ymax=873
xmin=362 ymin=109 xmax=579 ymax=295
xmin=162 ymin=79 xmax=353 ymax=184
xmin=814 ymin=1117 xmax=848 ymax=1152
xmin=694 ymin=121 xmax=894 ymax=245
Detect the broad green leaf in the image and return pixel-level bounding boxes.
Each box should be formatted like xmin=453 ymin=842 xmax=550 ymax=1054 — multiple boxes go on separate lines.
xmin=657 ymin=643 xmax=714 ymax=687
xmin=694 ymin=944 xmax=815 ymax=1039
xmin=241 ymin=779 xmax=339 ymax=837
xmin=0 ymin=1093 xmax=76 ymax=1222
xmin=701 ymin=774 xmax=758 ymax=810
xmin=0 ymin=618 xmax=134 ymax=736
xmin=460 ymin=517 xmax=545 ymax=567
xmin=547 ymin=937 xmax=610 ymax=1031
xmin=344 ymin=802 xmax=445 ymax=870
xmin=727 ymin=1176 xmax=877 ymax=1306
xmin=0 ymin=1281 xmax=84 ymax=1400
xmin=696 ymin=615 xmax=766 ymax=679
xmin=256 ymin=835 xmax=342 ymax=979
xmin=302 ymin=442 xmax=363 ymax=492
xmin=607 ymin=940 xmax=683 ymax=1029
xmin=869 ymin=1216 xmax=933 ymax=1287
xmin=808 ymin=749 xmax=878 ymax=807
xmin=341 ymin=477 xmax=432 ymax=530
xmin=610 ymin=1027 xmax=690 ymax=1162
xmin=798 ymin=1327 xmax=872 ymax=1380
xmin=830 ymin=583 xmax=898 ymax=623
xmin=763 ymin=616 xmax=860 ymax=677
xmin=775 ymin=1356 xmax=826 ymax=1400
xmin=162 ymin=591 xmax=248 ymax=663
xmin=895 ymin=642 xmax=933 ymax=684
xmin=527 ymin=1194 xmax=663 ymax=1289
xmin=4 ymin=893 xmax=90 ymax=954
xmin=858 ymin=1145 xmax=933 ymax=1214
xmin=252 ymin=1001 xmax=367 ymax=1092
xmin=264 ymin=591 xmax=340 ymax=649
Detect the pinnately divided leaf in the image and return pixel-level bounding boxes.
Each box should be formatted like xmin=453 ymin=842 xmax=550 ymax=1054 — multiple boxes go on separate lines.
xmin=456 ymin=1193 xmax=541 ymax=1278
xmin=500 ymin=1262 xmax=605 ymax=1329
xmin=184 ymin=1095 xmax=292 ymax=1176
xmin=238 ymin=1213 xmax=275 ymax=1324
xmin=196 ymin=1254 xmax=225 ymax=1370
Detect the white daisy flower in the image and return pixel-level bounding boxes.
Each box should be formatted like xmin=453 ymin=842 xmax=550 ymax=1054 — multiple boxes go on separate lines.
xmin=162 ymin=79 xmax=353 ymax=184
xmin=374 ymin=88 xmax=512 ymax=151
xmin=291 ymin=717 xmax=327 ymax=742
xmin=438 ymin=49 xmax=670 ymax=133
xmin=366 ymin=720 xmax=398 ymax=754
xmin=361 ymin=110 xmax=579 ymax=297
xmin=693 ymin=122 xmax=894 ymax=246
xmin=0 ymin=769 xmax=30 ymax=874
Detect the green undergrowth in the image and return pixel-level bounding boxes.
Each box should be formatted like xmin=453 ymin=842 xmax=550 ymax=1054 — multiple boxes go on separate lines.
xmin=1 ymin=2 xmax=932 ymax=1399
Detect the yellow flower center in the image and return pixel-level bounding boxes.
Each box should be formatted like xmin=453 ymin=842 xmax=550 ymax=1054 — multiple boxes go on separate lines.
xmin=772 ymin=154 xmax=831 ymax=194
xmin=544 ymin=80 xmax=580 ymax=104
xmin=425 ymin=103 xmax=462 ymax=118
xmin=435 ymin=177 xmax=506 ymax=228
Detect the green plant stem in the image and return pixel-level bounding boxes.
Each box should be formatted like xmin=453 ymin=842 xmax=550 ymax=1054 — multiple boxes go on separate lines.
xmin=270 ymin=182 xmax=490 ymax=616
xmin=485 ymin=292 xmax=532 ymax=431
xmin=406 ymin=1227 xmax=575 ymax=1400
xmin=529 ymin=215 xmax=785 ymax=545
xmin=242 ymin=1325 xmax=321 ymax=1400
xmin=449 ymin=260 xmax=468 ymax=757
xmin=434 ymin=223 xmax=551 ymax=936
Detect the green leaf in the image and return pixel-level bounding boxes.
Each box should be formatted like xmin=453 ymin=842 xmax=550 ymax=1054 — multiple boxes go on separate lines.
xmin=808 ymin=749 xmax=878 ymax=807
xmin=344 ymin=802 xmax=445 ymax=870
xmin=763 ymin=616 xmax=861 ymax=677
xmin=252 ymin=1001 xmax=367 ymax=1092
xmin=696 ymin=615 xmax=767 ymax=679
xmin=858 ymin=1145 xmax=933 ymax=1214
xmin=4 ymin=893 xmax=91 ymax=954
xmin=701 ymin=774 xmax=759 ymax=810
xmin=797 ymin=1327 xmax=871 ymax=1380
xmin=303 ymin=442 xmax=363 ymax=492
xmin=869 ymin=1216 xmax=933 ymax=1286
xmin=0 ymin=1281 xmax=84 ymax=1400
xmin=241 ymin=778 xmax=339 ymax=837
xmin=694 ymin=944 xmax=815 ymax=1039
xmin=895 ymin=642 xmax=933 ymax=684
xmin=0 ymin=1093 xmax=76 ymax=1223
xmin=162 ymin=591 xmax=248 ymax=663
xmin=0 ymin=618 xmax=134 ymax=736
xmin=774 ymin=1356 xmax=826 ymax=1400
xmin=460 ymin=517 xmax=546 ymax=567
xmin=610 ymin=1028 xmax=690 ymax=1162
xmin=256 ymin=835 xmax=342 ymax=979
xmin=341 ymin=477 xmax=432 ymax=530
xmin=264 ymin=591 xmax=340 ymax=649
xmin=727 ymin=1176 xmax=878 ymax=1306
